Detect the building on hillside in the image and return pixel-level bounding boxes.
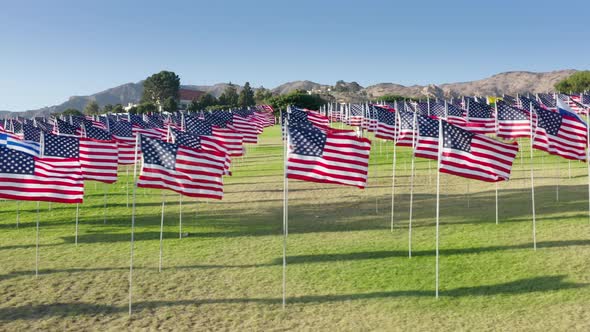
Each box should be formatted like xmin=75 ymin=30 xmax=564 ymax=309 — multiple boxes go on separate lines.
xmin=178 ymin=89 xmax=206 ymax=109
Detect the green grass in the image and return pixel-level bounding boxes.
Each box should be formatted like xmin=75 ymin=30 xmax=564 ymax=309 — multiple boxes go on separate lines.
xmin=1 ymin=125 xmax=589 ymax=330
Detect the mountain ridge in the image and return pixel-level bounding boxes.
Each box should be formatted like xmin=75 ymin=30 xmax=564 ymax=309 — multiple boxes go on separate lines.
xmin=3 ymin=69 xmax=579 ymax=117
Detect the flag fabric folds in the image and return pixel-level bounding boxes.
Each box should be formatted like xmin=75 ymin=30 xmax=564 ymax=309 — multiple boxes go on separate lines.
xmin=496 ymin=101 xmax=532 ymax=139
xmin=286 ymin=125 xmax=371 ymax=188
xmin=439 ymin=121 xmax=519 ymax=182
xmin=0 ymin=146 xmax=84 ymax=203
xmin=137 ymin=135 xmax=225 ymax=199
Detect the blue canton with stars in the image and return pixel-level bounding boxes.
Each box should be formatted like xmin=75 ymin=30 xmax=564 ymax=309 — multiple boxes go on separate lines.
xmin=467 ymin=101 xmax=493 ymax=118
xmin=43 ymin=133 xmax=79 ymax=158
xmin=398 ymin=111 xmax=415 ymax=130
xmin=0 ymin=146 xmax=35 ymax=174
xmin=110 ymin=120 xmax=133 ymax=137
xmin=375 ymin=106 xmax=396 ymax=125
xmin=85 ymin=123 xmax=112 ymax=141
xmin=185 ymin=116 xmax=213 ymax=136
xmin=442 ymin=121 xmax=473 ymax=152
xmin=535 ymin=108 xmax=562 ymax=136
xmin=288 ymin=125 xmax=327 ymax=157
xmin=497 ymin=101 xmax=528 ymax=120
xmin=140 ymin=135 xmax=178 ymax=170
xmin=417 ymin=116 xmax=439 ymax=138
xmin=23 ymin=124 xmax=42 ymax=142
xmin=172 ymin=129 xmax=201 ymax=149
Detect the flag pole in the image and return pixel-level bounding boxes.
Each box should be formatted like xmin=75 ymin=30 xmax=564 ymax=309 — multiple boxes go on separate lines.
xmin=494 ymin=102 xmax=499 ymax=225
xmin=282 ymin=110 xmax=289 ymax=309
xmin=16 ymin=201 xmax=19 ymax=228
xmin=390 ymin=139 xmax=397 ymax=233
xmin=587 ymin=111 xmax=590 ymax=224
xmin=35 ymin=201 xmax=40 ymax=278
xmin=75 ymin=203 xmax=79 ymax=246
xmin=159 ymin=192 xmax=166 ymax=272
xmin=556 ymin=158 xmax=559 ymax=202
xmin=408 ymin=111 xmax=417 ymax=258
xmin=103 ymin=183 xmax=108 ymax=224
xmin=126 ymin=165 xmax=130 ymax=208
xmin=529 ymin=102 xmax=537 ymax=250
xmin=435 ymin=119 xmax=443 ymax=298
xmin=128 ymin=134 xmax=140 ymax=316
xmin=495 ymin=182 xmax=499 ymax=225
xmin=179 ymin=194 xmax=183 ymax=239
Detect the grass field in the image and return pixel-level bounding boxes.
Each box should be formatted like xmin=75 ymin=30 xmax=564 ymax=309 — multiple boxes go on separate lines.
xmin=1 ymin=125 xmax=589 ymax=331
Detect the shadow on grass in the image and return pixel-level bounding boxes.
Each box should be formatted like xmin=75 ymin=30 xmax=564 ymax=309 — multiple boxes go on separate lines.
xmin=0 ymin=275 xmax=584 ymax=321
xmin=273 ymin=239 xmax=590 ymax=265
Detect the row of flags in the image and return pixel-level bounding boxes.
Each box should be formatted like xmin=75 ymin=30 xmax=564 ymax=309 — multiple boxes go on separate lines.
xmin=285 ymin=91 xmax=590 ymax=188
xmin=0 ymin=106 xmax=276 ymax=204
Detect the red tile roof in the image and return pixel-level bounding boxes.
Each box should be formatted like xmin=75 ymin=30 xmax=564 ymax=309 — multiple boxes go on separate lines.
xmin=179 ymin=89 xmax=205 ymax=101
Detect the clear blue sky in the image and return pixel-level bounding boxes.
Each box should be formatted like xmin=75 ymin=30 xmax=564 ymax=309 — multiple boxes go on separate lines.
xmin=1 ymin=0 xmax=588 ymax=111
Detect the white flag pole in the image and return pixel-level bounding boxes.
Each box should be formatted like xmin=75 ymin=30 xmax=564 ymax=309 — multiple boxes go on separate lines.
xmin=587 ymin=111 xmax=590 ymax=224
xmin=128 ymin=134 xmax=141 ymax=316
xmin=282 ymin=110 xmax=289 ymax=309
xmin=159 ymin=192 xmax=166 ymax=272
xmin=35 ymin=201 xmax=40 ymax=277
xmin=126 ymin=165 xmax=130 ymax=208
xmin=103 ymin=183 xmax=108 ymax=224
xmin=435 ymin=119 xmax=443 ymax=298
xmin=529 ymin=102 xmax=537 ymax=250
xmin=16 ymin=201 xmax=19 ymax=228
xmin=408 ymin=111 xmax=418 ymax=258
xmin=390 ymin=110 xmax=399 ymax=233
xmin=179 ymin=194 xmax=183 ymax=239
xmin=75 ymin=203 xmax=79 ymax=246
xmin=494 ymin=102 xmax=499 ymax=224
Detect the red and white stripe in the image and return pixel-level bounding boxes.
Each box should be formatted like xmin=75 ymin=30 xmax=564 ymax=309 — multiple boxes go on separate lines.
xmin=441 ymin=134 xmax=519 ymax=182
xmin=533 ymin=112 xmax=587 ymax=161
xmin=212 ymin=127 xmax=244 ymax=157
xmin=138 ymin=146 xmax=226 ymax=200
xmin=79 ymin=138 xmax=118 ymax=183
xmin=0 ymin=155 xmax=84 ymax=203
xmin=287 ymin=130 xmax=371 ymax=188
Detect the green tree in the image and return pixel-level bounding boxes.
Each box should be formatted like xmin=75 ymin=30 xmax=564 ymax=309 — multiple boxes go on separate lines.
xmin=254 ymin=86 xmax=273 ymax=103
xmin=376 ymin=94 xmax=419 ymax=103
xmin=62 ymin=108 xmax=83 ymax=116
xmin=218 ymin=83 xmax=239 ymax=107
xmin=112 ymin=104 xmax=124 ymax=113
xmin=199 ymin=93 xmax=218 ymax=109
xmin=102 ymin=104 xmax=114 ymax=114
xmin=132 ymin=102 xmax=157 ymax=114
xmin=162 ymin=96 xmax=178 ymax=113
xmin=238 ymin=82 xmax=255 ymax=107
xmin=84 ymin=100 xmax=100 ymax=115
xmin=555 ymin=71 xmax=590 ymax=93
xmin=266 ymin=90 xmax=326 ymax=115
xmin=142 ymin=70 xmax=180 ymax=108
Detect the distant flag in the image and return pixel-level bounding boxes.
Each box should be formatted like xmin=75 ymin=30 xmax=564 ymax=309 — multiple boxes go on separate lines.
xmin=396 ymin=110 xmax=416 ymax=147
xmin=496 ymin=101 xmax=532 ymax=139
xmin=137 ymin=135 xmax=225 ymax=199
xmin=374 ymin=105 xmax=397 ymax=141
xmin=439 ymin=121 xmax=519 ymax=182
xmin=110 ymin=120 xmax=138 ymax=164
xmin=532 ymin=102 xmax=587 ymax=160
xmin=415 ymin=115 xmax=440 ymax=160
xmin=286 ymin=125 xmax=371 ymax=188
xmin=170 ymin=128 xmax=232 ymax=175
xmin=465 ymin=100 xmax=496 ymax=134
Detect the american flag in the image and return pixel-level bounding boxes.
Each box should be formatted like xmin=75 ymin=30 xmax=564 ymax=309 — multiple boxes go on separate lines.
xmin=465 ymin=100 xmax=496 ymax=134
xmin=537 ymin=93 xmax=556 ymax=109
xmin=230 ymin=113 xmax=260 ymax=144
xmin=439 ymin=121 xmax=519 ymax=182
xmin=186 ymin=115 xmax=244 ymax=157
xmin=286 ymin=125 xmax=371 ymax=188
xmin=396 ymin=110 xmax=416 ymax=147
xmin=582 ymin=94 xmax=590 ymax=105
xmin=374 ymin=105 xmax=396 ymax=141
xmin=53 ymin=118 xmax=82 ymax=137
xmin=171 ymin=128 xmax=232 ymax=175
xmin=23 ymin=124 xmax=42 ymax=142
xmin=496 ymin=101 xmax=531 ymax=139
xmin=290 ymin=107 xmax=330 ymax=130
xmin=415 ymin=115 xmax=440 ymax=160
xmin=109 ymin=120 xmax=138 ymax=164
xmin=0 ymin=146 xmax=84 ymax=203
xmin=533 ymin=104 xmax=588 ymax=160
xmin=559 ymin=94 xmax=588 ymax=115
xmin=347 ymin=104 xmax=365 ymax=127
xmin=137 ymin=135 xmax=225 ymax=199
xmin=430 ymin=102 xmax=467 ymax=126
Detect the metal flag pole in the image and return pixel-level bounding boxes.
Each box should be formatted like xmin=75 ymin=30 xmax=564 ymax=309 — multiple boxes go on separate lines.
xmin=128 ymin=134 xmax=141 ymax=316
xmin=75 ymin=203 xmax=79 ymax=246
xmin=16 ymin=201 xmax=19 ymax=228
xmin=529 ymin=102 xmax=537 ymax=250
xmin=103 ymin=183 xmax=108 ymax=224
xmin=179 ymin=194 xmax=183 ymax=239
xmin=435 ymin=119 xmax=443 ymax=298
xmin=282 ymin=111 xmax=289 ymax=309
xmin=587 ymin=111 xmax=590 ymax=224
xmin=494 ymin=102 xmax=499 ymax=225
xmin=35 ymin=201 xmax=40 ymax=277
xmin=495 ymin=182 xmax=499 ymax=225
xmin=408 ymin=111 xmax=418 ymax=258
xmin=390 ymin=111 xmax=399 ymax=233
xmin=159 ymin=192 xmax=166 ymax=272
xmin=126 ymin=165 xmax=130 ymax=208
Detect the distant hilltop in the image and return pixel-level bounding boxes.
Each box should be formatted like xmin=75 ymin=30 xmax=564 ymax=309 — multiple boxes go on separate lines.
xmin=2 ymin=69 xmax=578 ymax=117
